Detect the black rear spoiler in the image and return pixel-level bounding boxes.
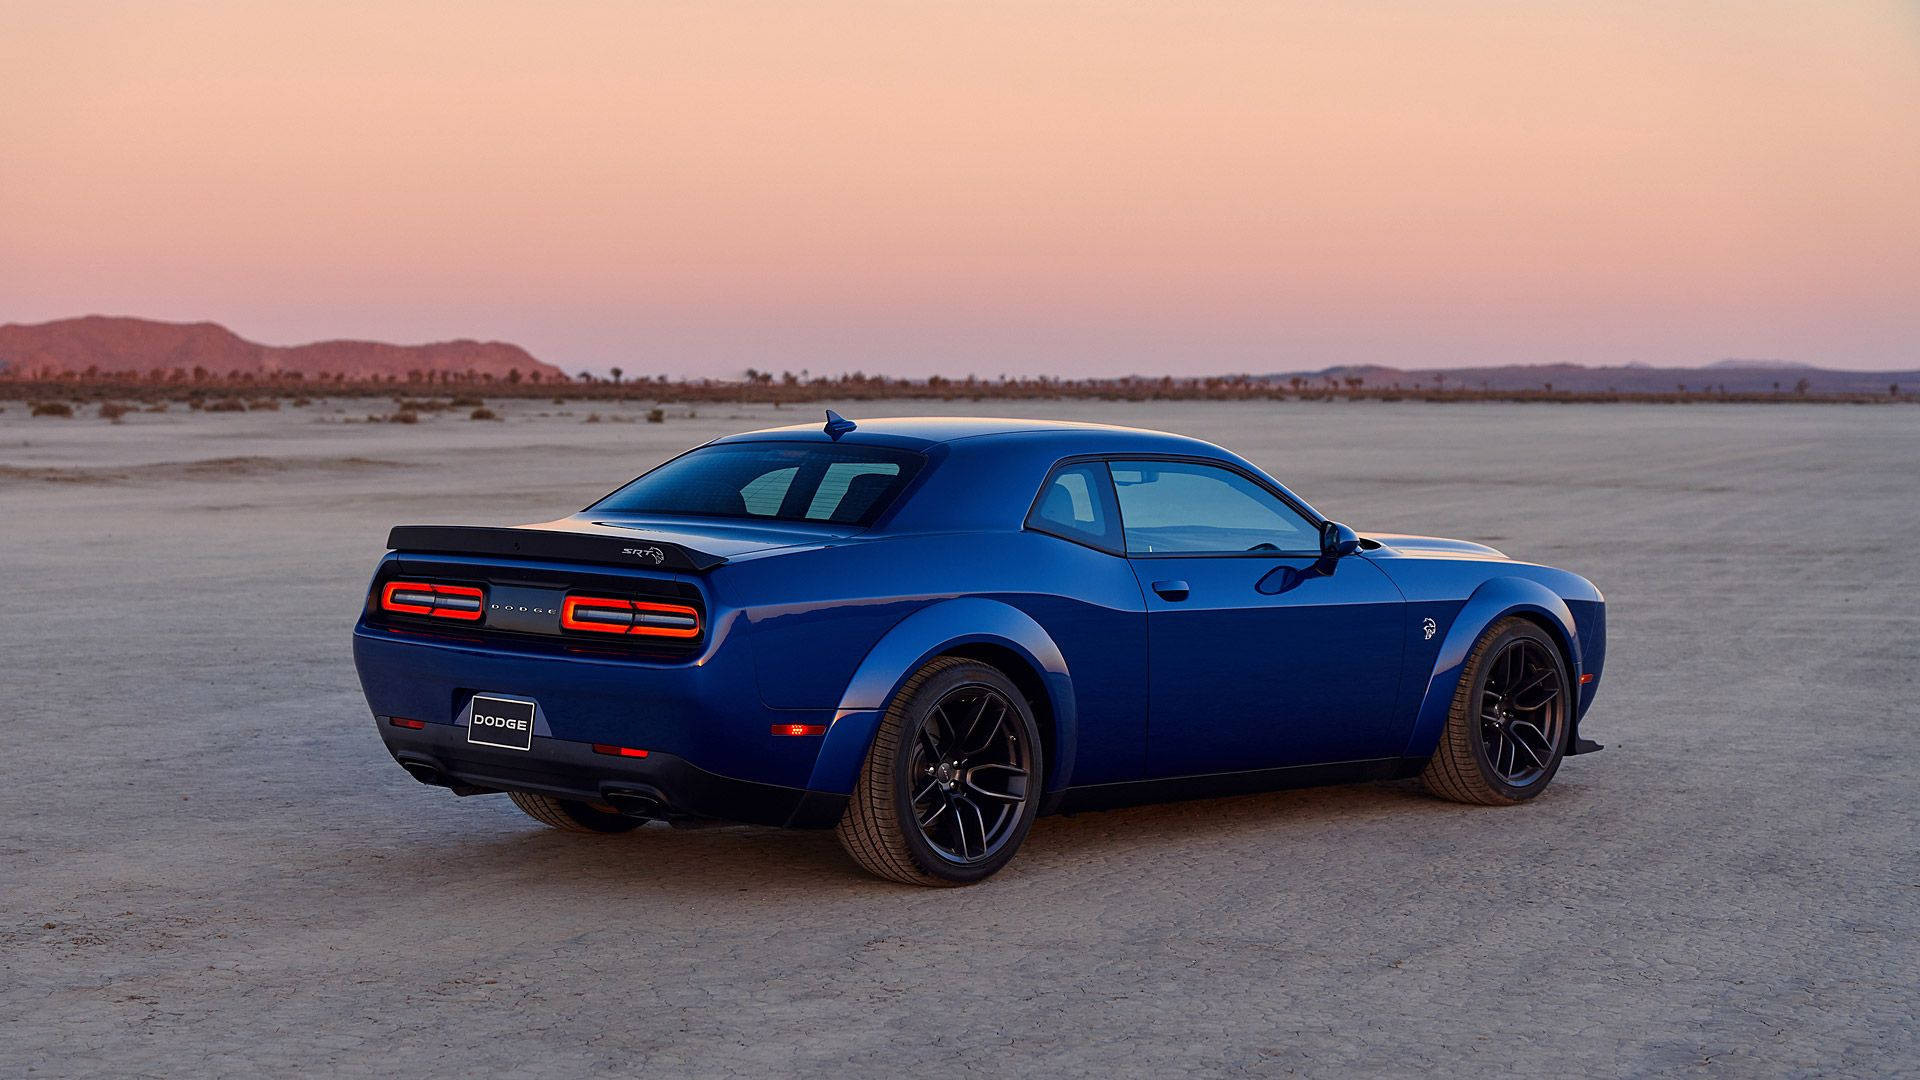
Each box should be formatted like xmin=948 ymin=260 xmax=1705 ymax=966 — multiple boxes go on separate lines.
xmin=386 ymin=525 xmax=726 ymax=572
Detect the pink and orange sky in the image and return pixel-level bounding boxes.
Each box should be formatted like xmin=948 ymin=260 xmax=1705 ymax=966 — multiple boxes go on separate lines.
xmin=3 ymin=1 xmax=1916 ymax=376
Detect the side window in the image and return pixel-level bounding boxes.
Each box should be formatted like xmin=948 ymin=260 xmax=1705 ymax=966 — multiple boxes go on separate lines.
xmin=1109 ymin=460 xmax=1319 ymax=554
xmin=1026 ymin=462 xmax=1123 ymax=554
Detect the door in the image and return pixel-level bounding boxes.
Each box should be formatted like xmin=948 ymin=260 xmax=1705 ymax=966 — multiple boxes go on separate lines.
xmin=1107 ymin=459 xmax=1407 ymax=776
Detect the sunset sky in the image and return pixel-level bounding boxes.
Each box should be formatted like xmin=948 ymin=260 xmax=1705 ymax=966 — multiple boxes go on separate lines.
xmin=3 ymin=1 xmax=1916 ymax=376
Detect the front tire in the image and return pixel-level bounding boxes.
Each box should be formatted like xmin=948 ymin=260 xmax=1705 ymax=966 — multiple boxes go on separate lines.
xmin=508 ymin=790 xmax=643 ymax=833
xmin=1421 ymin=617 xmax=1571 ymax=805
xmin=836 ymin=657 xmax=1043 ymax=886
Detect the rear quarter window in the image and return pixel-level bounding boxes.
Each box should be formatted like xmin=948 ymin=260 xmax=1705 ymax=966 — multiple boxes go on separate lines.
xmin=1025 ymin=461 xmax=1124 ymax=553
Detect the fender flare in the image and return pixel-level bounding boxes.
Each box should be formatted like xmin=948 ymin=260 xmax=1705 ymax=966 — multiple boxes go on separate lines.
xmin=1402 ymin=576 xmax=1584 ymax=761
xmin=803 ymin=597 xmax=1076 ymax=796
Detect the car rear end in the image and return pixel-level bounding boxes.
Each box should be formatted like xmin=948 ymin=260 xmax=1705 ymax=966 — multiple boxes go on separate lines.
xmin=352 ymin=532 xmax=846 ymax=827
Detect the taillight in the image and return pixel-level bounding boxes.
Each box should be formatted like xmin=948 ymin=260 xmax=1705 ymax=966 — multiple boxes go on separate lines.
xmin=380 ymin=581 xmax=484 ymax=621
xmin=560 ymin=596 xmax=700 ymax=638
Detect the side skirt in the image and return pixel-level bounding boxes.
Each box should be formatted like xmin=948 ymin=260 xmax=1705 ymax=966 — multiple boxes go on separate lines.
xmin=1043 ymin=757 xmax=1425 ymax=815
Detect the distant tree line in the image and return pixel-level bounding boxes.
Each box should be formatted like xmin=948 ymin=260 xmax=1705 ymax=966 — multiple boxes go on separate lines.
xmin=0 ymin=365 xmax=1912 ymax=406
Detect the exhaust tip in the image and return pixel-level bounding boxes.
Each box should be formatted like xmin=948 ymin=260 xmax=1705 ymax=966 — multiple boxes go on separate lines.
xmin=602 ymin=787 xmax=667 ymax=819
xmin=398 ymin=758 xmax=449 ymax=787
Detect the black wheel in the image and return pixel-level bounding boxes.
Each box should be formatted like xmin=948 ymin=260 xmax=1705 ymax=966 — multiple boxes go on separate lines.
xmin=508 ymin=790 xmax=643 ymax=833
xmin=835 ymin=657 xmax=1043 ymax=886
xmin=1421 ymin=617 xmax=1571 ymax=805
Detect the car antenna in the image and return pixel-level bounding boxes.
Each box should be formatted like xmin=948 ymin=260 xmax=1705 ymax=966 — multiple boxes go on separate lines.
xmin=823 ymin=410 xmax=857 ymax=439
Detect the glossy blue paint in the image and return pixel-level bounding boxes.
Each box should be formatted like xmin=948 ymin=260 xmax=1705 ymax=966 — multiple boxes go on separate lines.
xmin=807 ymin=596 xmax=1079 ymax=794
xmin=1136 ymin=553 xmax=1407 ymax=773
xmin=353 ymin=416 xmax=1606 ymax=826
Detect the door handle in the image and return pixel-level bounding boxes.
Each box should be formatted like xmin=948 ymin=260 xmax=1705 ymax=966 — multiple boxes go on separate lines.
xmin=1151 ymin=579 xmax=1190 ymax=601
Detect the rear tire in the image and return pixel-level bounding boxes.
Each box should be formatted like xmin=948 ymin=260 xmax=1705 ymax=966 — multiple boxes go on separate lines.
xmin=1421 ymin=617 xmax=1571 ymax=805
xmin=836 ymin=657 xmax=1043 ymax=886
xmin=508 ymin=790 xmax=643 ymax=833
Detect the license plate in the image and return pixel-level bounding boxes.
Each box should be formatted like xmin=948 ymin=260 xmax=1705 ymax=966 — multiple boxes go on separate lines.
xmin=467 ymin=695 xmax=536 ymax=751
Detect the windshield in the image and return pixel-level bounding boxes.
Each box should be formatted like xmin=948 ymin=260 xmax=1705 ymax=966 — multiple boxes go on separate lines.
xmin=591 ymin=442 xmax=925 ymax=527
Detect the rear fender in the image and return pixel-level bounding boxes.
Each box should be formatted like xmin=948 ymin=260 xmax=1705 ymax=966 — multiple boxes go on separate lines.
xmin=1402 ymin=577 xmax=1583 ymax=761
xmin=804 ymin=598 xmax=1075 ymax=796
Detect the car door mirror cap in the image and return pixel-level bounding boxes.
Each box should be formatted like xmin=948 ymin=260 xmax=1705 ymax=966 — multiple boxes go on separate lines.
xmin=1320 ymin=521 xmax=1362 ymax=558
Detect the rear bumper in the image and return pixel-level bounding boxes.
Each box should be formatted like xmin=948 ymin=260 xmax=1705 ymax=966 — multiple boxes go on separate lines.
xmin=376 ymin=717 xmax=848 ymax=828
xmin=353 ymin=621 xmax=836 ymax=791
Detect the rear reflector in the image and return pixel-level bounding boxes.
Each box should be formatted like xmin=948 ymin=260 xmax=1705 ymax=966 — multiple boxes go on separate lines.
xmin=772 ymin=724 xmax=827 ymax=737
xmin=561 ymin=596 xmax=701 ymax=638
xmin=380 ymin=581 xmax=484 ymax=621
xmin=1579 ymin=673 xmax=1595 ymax=685
xmin=389 ymin=716 xmax=426 ymax=729
xmin=592 ymin=743 xmax=650 ymax=758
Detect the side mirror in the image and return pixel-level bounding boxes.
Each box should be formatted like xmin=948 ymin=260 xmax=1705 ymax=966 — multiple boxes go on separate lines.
xmin=1320 ymin=521 xmax=1361 ymax=558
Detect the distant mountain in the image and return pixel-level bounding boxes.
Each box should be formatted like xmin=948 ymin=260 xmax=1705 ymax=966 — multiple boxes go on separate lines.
xmin=0 ymin=315 xmax=566 ymax=380
xmin=1265 ymin=361 xmax=1915 ymax=395
xmin=1707 ymin=358 xmax=1817 ymax=370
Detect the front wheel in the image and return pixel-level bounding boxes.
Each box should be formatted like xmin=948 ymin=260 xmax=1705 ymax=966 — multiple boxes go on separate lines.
xmin=1421 ymin=618 xmax=1572 ymax=805
xmin=836 ymin=657 xmax=1043 ymax=886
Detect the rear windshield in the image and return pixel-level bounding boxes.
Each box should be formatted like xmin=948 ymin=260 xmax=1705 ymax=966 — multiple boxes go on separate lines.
xmin=591 ymin=442 xmax=924 ymax=526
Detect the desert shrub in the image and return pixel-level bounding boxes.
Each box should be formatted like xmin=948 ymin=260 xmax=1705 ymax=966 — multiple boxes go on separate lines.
xmin=392 ymin=397 xmax=449 ymax=412
xmin=469 ymin=407 xmax=499 ymax=421
xmin=451 ymin=395 xmax=485 ymax=408
xmin=583 ymin=412 xmax=602 ymax=423
xmin=291 ymin=396 xmax=312 ymax=407
xmin=248 ymin=398 xmax=280 ymax=411
xmin=646 ymin=407 xmax=665 ymax=423
xmin=552 ymin=397 xmax=566 ymax=405
xmin=30 ymin=401 xmax=74 ymax=418
xmin=145 ymin=402 xmax=169 ymax=413
xmin=388 ymin=410 xmax=419 ymax=424
xmin=98 ymin=402 xmax=132 ymax=421
xmin=204 ymin=398 xmax=246 ymax=412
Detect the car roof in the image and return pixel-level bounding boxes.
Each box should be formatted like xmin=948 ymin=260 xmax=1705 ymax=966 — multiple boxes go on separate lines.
xmin=703 ymin=414 xmax=1319 ymax=530
xmin=712 ymin=415 xmax=1219 ymax=454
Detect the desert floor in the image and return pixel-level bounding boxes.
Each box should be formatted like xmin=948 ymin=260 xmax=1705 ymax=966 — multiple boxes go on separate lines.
xmin=3 ymin=398 xmax=1915 ymax=1077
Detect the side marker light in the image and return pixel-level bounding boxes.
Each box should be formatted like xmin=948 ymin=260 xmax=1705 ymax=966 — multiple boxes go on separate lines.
xmin=592 ymin=744 xmax=650 ymax=758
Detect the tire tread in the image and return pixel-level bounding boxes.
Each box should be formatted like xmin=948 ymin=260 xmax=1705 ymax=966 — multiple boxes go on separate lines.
xmin=1420 ymin=617 xmax=1553 ymax=806
xmin=836 ymin=656 xmax=989 ymax=886
xmin=508 ymin=790 xmax=638 ymax=833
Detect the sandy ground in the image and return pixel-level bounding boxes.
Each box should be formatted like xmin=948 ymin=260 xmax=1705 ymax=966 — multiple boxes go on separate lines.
xmin=2 ymin=397 xmax=1915 ymax=1078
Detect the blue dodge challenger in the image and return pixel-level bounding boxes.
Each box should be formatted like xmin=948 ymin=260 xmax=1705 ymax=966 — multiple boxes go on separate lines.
xmin=355 ymin=413 xmax=1605 ymax=885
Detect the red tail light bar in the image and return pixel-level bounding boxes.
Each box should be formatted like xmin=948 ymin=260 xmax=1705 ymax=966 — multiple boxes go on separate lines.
xmin=380 ymin=581 xmax=484 ymax=620
xmin=561 ymin=596 xmax=701 ymax=638
xmin=592 ymin=743 xmax=650 ymax=758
